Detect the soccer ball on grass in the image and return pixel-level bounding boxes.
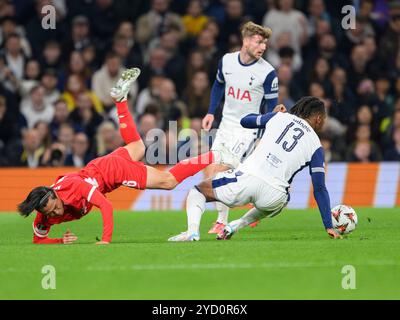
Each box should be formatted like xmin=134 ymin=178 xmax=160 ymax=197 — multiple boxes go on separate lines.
xmin=331 ymin=205 xmax=358 ymax=235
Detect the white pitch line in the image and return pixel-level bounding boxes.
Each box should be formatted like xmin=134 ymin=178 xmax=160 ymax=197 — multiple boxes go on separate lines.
xmin=1 ymin=261 xmax=399 ymax=273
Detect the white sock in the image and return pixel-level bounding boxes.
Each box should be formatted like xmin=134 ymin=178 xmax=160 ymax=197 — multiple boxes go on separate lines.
xmin=186 ymin=188 xmax=206 ymax=234
xmin=233 ymin=208 xmax=268 ymax=231
xmin=216 ymin=202 xmax=229 ymax=224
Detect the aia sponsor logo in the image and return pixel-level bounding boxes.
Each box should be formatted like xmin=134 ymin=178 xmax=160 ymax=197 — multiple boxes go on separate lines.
xmin=227 ymin=86 xmax=252 ymax=101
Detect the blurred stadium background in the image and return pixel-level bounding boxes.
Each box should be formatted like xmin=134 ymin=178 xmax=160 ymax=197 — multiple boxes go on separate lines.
xmin=0 ymin=0 xmax=399 ymax=211
xmin=1 ymin=0 xmax=400 ymax=301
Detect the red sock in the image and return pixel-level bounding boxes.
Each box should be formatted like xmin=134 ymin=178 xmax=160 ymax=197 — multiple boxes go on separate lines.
xmin=169 ymin=151 xmax=214 ymax=183
xmin=115 ymin=100 xmax=141 ymax=143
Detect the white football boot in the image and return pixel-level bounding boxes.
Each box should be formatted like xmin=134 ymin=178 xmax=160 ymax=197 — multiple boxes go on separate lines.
xmin=168 ymin=231 xmax=200 ymax=242
xmin=110 ymin=67 xmax=141 ymax=102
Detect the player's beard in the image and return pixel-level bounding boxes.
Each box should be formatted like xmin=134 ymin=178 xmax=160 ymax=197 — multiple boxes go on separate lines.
xmin=248 ymin=48 xmax=263 ymax=60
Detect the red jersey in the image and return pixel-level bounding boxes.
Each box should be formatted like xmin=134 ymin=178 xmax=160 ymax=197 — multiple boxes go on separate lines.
xmin=32 ymin=147 xmax=147 ymax=244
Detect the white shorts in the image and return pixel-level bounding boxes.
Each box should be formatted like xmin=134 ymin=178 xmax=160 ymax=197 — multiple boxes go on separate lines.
xmin=212 ymin=169 xmax=289 ymax=218
xmin=211 ymin=128 xmax=258 ymax=168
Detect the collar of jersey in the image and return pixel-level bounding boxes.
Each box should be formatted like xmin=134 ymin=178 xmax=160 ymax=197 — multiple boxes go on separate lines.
xmin=237 ymin=53 xmax=258 ymax=67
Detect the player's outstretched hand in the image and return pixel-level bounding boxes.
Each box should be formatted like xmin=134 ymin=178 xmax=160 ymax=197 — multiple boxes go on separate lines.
xmin=273 ymin=104 xmax=287 ymax=113
xmin=326 ymin=228 xmax=342 ymax=239
xmin=95 ymin=241 xmax=110 ymax=245
xmin=63 ymin=229 xmax=78 ymax=244
xmin=202 ymin=114 xmax=214 ymax=131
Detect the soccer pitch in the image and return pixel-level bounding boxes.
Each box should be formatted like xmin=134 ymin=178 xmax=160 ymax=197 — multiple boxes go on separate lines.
xmin=0 ymin=208 xmax=399 ymax=300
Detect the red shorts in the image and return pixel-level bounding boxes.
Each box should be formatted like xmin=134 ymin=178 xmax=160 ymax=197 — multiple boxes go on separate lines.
xmin=79 ymin=147 xmax=148 ymax=193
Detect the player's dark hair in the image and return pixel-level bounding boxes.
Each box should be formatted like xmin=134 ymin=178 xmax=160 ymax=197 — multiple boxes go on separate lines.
xmin=17 ymin=186 xmax=55 ymax=217
xmin=289 ymin=96 xmax=326 ymax=119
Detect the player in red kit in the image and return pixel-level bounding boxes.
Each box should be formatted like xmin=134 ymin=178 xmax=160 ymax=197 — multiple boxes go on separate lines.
xmin=18 ymin=68 xmax=225 ymax=245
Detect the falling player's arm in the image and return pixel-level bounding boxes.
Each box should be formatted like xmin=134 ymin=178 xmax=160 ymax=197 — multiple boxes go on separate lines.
xmin=309 ymin=147 xmax=340 ymax=239
xmin=85 ymin=186 xmax=114 ymax=244
xmin=203 ymin=59 xmax=225 ymax=130
xmin=32 ymin=213 xmax=77 ymax=244
xmin=32 ymin=214 xmax=63 ymax=244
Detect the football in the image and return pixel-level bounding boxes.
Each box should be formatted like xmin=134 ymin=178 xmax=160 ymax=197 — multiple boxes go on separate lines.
xmin=331 ymin=205 xmax=358 ymax=235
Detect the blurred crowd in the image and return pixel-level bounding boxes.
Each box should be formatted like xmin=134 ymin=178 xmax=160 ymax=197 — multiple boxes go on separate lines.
xmin=0 ymin=0 xmax=400 ymax=168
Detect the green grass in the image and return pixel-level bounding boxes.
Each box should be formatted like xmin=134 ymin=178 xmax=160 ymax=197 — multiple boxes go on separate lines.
xmin=0 ymin=208 xmax=399 ymax=300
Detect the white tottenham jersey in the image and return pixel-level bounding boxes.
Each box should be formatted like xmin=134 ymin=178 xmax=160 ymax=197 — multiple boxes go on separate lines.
xmin=217 ymin=52 xmax=278 ymax=131
xmin=238 ymin=112 xmax=322 ymax=192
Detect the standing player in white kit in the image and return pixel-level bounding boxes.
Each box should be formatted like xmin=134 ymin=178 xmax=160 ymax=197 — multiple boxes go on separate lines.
xmin=169 ymin=97 xmax=341 ymax=241
xmin=202 ymin=21 xmax=279 ymax=234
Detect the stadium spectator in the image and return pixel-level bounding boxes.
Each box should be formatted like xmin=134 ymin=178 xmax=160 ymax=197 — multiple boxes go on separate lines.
xmin=308 ymin=57 xmax=331 ymax=93
xmin=39 ymin=40 xmax=62 ymax=70
xmin=20 ymin=85 xmax=54 ymax=129
xmin=277 ymin=64 xmax=303 ymax=101
xmin=182 ymin=0 xmax=209 ymax=38
xmin=65 ymin=132 xmax=93 ymax=167
xmin=0 ymin=95 xmax=19 ymax=165
xmin=384 ymin=128 xmax=400 ymax=161
xmin=320 ymin=133 xmax=342 ymax=163
xmin=182 ymin=70 xmax=210 ymax=119
xmin=327 ymin=66 xmax=356 ymax=122
xmin=136 ymin=0 xmax=186 ymax=47
xmin=1 ymin=33 xmax=26 ymax=92
xmin=277 ymin=84 xmax=295 ymax=110
xmin=154 ymin=78 xmax=187 ymax=130
xmin=33 ymin=120 xmax=53 ymax=149
xmin=185 ymin=49 xmax=207 ymax=84
xmin=19 ymin=59 xmax=41 ymax=100
xmin=90 ymin=0 xmax=119 ymax=44
xmin=41 ymin=141 xmax=67 ymax=167
xmin=65 ymin=50 xmax=92 ymax=86
xmin=111 ymin=35 xmax=141 ymax=70
xmin=149 ymin=28 xmax=186 ymax=93
xmin=95 ymin=120 xmax=124 ymax=156
xmin=203 ymin=18 xmax=221 ymax=50
xmin=138 ymin=46 xmax=168 ymax=90
xmin=307 ymin=0 xmax=332 ymax=38
xmin=0 ymin=16 xmax=32 ymax=57
xmin=41 ymin=68 xmax=61 ymax=106
xmin=347 ymin=104 xmax=379 ymax=143
xmin=135 ymin=75 xmax=165 ymax=116
xmin=69 ymin=92 xmax=104 ymax=141
xmin=381 ymin=108 xmax=400 ymax=152
xmin=375 ymin=76 xmax=394 ymax=119
xmin=139 ymin=112 xmax=158 ymax=140
xmin=61 ymin=73 xmax=103 ymax=113
xmin=262 ymin=0 xmax=308 ymax=67
xmin=220 ymin=0 xmax=251 ymax=48
xmin=92 ymin=52 xmax=138 ymax=112
xmin=12 ymin=128 xmax=45 ymax=167
xmin=195 ymin=28 xmax=220 ymax=78
xmin=347 ymin=45 xmax=370 ymax=92
xmin=379 ymin=1 xmax=400 ymax=66
xmin=266 ymin=33 xmax=302 ymax=72
xmin=114 ymin=21 xmax=143 ymax=67
xmin=56 ymin=122 xmax=75 ymax=155
xmin=62 ymin=15 xmax=92 ymax=60
xmin=50 ymin=99 xmax=72 ymax=140
xmin=346 ymin=124 xmax=382 ymax=162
